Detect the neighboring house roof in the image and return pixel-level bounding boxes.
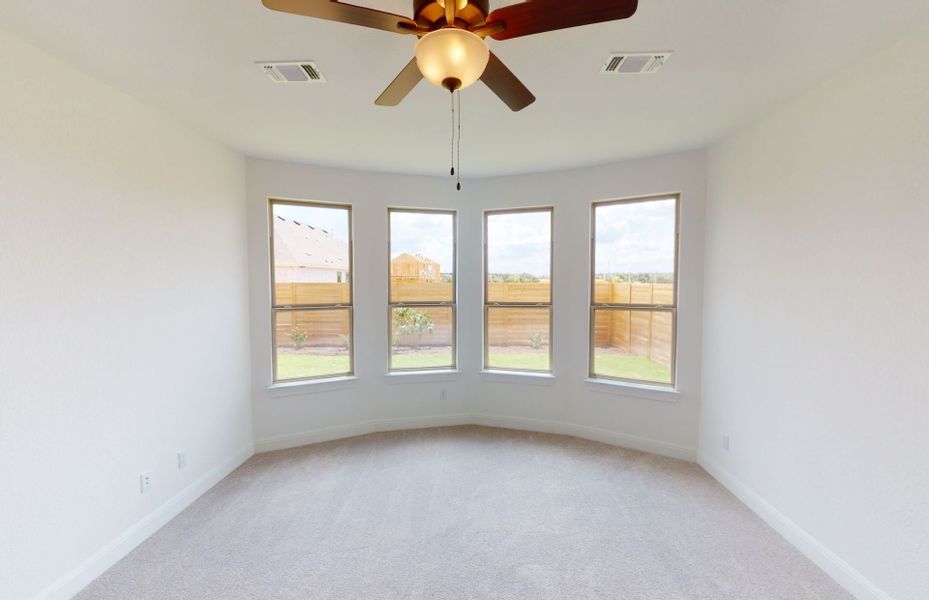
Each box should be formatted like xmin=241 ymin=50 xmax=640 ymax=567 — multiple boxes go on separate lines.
xmin=273 ymin=215 xmax=348 ymax=271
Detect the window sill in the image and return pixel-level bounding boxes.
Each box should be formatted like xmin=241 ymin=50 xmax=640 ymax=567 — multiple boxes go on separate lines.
xmin=384 ymin=370 xmax=460 ymax=384
xmin=481 ymin=370 xmax=556 ymax=386
xmin=266 ymin=376 xmax=358 ymax=397
xmin=584 ymin=378 xmax=679 ymax=402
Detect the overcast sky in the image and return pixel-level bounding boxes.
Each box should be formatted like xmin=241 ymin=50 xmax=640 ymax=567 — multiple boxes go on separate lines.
xmin=390 ymin=211 xmax=454 ymax=272
xmin=273 ymin=203 xmax=349 ymax=241
xmin=594 ymin=199 xmax=676 ymax=275
xmin=487 ymin=210 xmax=551 ymax=276
xmin=274 ymin=198 xmax=675 ymax=276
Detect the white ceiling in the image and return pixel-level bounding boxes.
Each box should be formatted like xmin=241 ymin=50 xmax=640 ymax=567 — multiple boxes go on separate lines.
xmin=2 ymin=1 xmax=928 ymax=177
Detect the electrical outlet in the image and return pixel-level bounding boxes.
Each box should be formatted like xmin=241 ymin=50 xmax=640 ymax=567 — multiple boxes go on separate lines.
xmin=440 ymin=388 xmax=447 ymax=401
xmin=722 ymin=435 xmax=730 ymax=451
xmin=177 ymin=451 xmax=188 ymax=470
xmin=140 ymin=471 xmax=152 ymax=493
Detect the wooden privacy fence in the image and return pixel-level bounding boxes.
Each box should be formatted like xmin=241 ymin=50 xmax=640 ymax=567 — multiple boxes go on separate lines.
xmin=274 ymin=281 xmax=673 ymax=367
xmin=275 ymin=309 xmax=351 ymax=348
xmin=390 ymin=280 xmax=454 ymax=303
xmin=275 ymin=282 xmax=351 ymax=305
xmin=593 ymin=282 xmax=674 ymax=368
xmin=273 ymin=282 xmax=351 ymax=348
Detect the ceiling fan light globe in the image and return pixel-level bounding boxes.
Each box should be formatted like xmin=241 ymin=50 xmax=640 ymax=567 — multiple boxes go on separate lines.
xmin=415 ymin=28 xmax=489 ymax=91
xmin=436 ymin=0 xmax=469 ymax=10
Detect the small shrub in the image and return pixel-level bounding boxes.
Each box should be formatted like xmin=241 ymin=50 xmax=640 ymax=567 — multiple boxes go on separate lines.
xmin=528 ymin=332 xmax=545 ymax=350
xmin=392 ymin=307 xmax=435 ymax=348
xmin=337 ymin=333 xmax=351 ymax=349
xmin=291 ymin=327 xmax=309 ymax=349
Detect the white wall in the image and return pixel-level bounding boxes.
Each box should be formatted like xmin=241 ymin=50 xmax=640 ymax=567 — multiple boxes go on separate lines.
xmin=700 ymin=25 xmax=929 ymax=600
xmin=247 ymin=150 xmax=706 ymax=459
xmin=0 ymin=29 xmax=253 ymax=600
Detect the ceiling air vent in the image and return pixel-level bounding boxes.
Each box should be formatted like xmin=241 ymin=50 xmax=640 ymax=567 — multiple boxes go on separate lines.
xmin=600 ymin=52 xmax=672 ymax=75
xmin=257 ymin=61 xmax=327 ymax=83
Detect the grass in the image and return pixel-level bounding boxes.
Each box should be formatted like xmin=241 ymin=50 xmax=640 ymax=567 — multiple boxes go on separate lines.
xmin=276 ymin=354 xmax=350 ymax=380
xmin=275 ymin=350 xmax=454 ymax=380
xmin=591 ymin=354 xmax=671 ymax=383
xmin=391 ymin=352 xmax=454 ymax=370
xmin=486 ymin=352 xmax=551 ymax=372
xmin=277 ymin=351 xmax=669 ymax=383
xmin=488 ymin=351 xmax=670 ymax=383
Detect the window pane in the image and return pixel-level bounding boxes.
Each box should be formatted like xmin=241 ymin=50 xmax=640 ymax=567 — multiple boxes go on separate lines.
xmin=390 ymin=306 xmax=454 ymax=370
xmin=592 ymin=309 xmax=673 ymax=384
xmin=593 ymin=199 xmax=676 ymax=305
xmin=390 ymin=211 xmax=454 ymax=303
xmin=486 ymin=307 xmax=551 ymax=372
xmin=486 ymin=210 xmax=551 ymax=303
xmin=272 ymin=203 xmax=351 ymax=306
xmin=274 ymin=308 xmax=351 ymax=381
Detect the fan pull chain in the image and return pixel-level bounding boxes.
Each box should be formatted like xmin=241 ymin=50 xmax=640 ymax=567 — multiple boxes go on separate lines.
xmin=456 ymin=89 xmax=461 ymax=191
xmin=450 ymin=90 xmax=455 ymax=177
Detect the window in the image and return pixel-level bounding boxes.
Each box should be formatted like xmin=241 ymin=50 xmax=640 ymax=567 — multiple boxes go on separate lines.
xmin=388 ymin=209 xmax=456 ymax=371
xmin=269 ymin=199 xmax=353 ymax=382
xmin=590 ymin=195 xmax=679 ymax=386
xmin=483 ymin=208 xmax=553 ymax=373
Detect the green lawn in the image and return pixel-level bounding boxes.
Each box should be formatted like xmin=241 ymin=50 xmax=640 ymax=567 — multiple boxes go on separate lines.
xmin=276 ymin=351 xmax=454 ymax=379
xmin=489 ymin=351 xmax=670 ymax=383
xmin=392 ymin=352 xmax=454 ymax=370
xmin=278 ymin=351 xmax=669 ymax=383
xmin=277 ymin=354 xmax=351 ymax=380
xmin=592 ymin=354 xmax=671 ymax=383
xmin=486 ymin=352 xmax=551 ymax=372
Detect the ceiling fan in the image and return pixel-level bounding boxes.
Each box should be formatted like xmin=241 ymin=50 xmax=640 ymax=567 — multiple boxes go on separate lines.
xmin=261 ymin=0 xmax=639 ymax=111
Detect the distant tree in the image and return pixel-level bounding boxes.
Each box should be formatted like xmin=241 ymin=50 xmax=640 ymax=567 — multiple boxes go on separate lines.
xmin=597 ymin=272 xmax=673 ymax=284
xmin=490 ymin=273 xmax=541 ymax=283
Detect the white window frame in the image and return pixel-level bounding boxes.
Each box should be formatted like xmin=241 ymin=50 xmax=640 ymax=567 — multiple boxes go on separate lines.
xmin=269 ymin=198 xmax=354 ymax=383
xmin=387 ymin=207 xmax=458 ymax=373
xmin=589 ymin=194 xmax=680 ymax=388
xmin=483 ymin=207 xmax=554 ymax=374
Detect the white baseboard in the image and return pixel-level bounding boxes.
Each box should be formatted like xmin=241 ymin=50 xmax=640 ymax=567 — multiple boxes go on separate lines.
xmin=471 ymin=413 xmax=697 ymax=461
xmin=34 ymin=443 xmax=255 ymax=600
xmin=255 ymin=413 xmax=696 ymax=462
xmin=698 ymin=453 xmax=891 ymax=600
xmin=253 ymin=413 xmax=474 ymax=453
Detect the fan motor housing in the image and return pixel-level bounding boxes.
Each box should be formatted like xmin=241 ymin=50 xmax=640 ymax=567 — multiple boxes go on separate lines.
xmin=414 ymin=0 xmax=490 ymax=27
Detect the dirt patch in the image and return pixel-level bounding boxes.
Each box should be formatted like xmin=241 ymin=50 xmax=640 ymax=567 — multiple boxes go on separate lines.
xmin=279 ymin=346 xmax=349 ymax=356
xmin=486 ymin=345 xmax=549 ymax=354
xmin=390 ymin=345 xmax=452 ymax=355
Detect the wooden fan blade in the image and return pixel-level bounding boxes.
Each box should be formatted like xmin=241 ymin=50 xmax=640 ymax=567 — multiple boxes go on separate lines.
xmin=480 ymin=52 xmax=536 ymax=112
xmin=375 ymin=58 xmax=424 ymax=106
xmin=487 ymin=0 xmax=638 ymax=41
xmin=262 ymin=0 xmax=418 ymax=35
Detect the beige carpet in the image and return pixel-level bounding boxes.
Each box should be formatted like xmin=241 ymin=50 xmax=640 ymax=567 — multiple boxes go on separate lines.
xmin=76 ymin=426 xmax=850 ymax=599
